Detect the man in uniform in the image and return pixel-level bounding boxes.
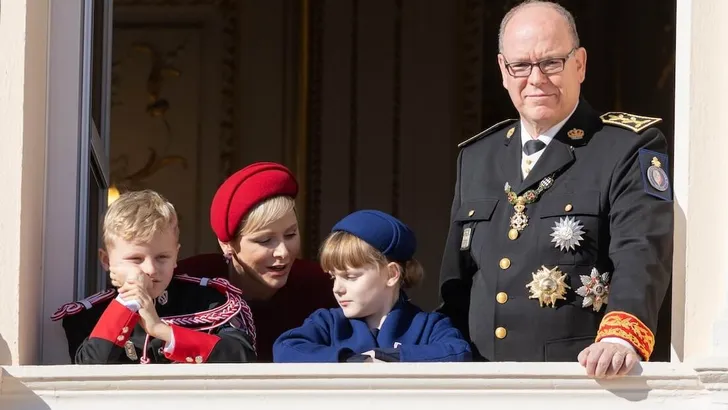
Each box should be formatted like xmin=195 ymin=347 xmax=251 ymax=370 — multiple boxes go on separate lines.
xmin=438 ymin=0 xmax=673 ymax=378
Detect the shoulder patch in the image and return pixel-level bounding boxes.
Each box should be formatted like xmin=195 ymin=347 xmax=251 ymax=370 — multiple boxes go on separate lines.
xmin=50 ymin=288 xmax=116 ymax=321
xmin=458 ymin=119 xmax=517 ymax=148
xmin=600 ymin=112 xmax=662 ymax=133
xmin=638 ymin=148 xmax=672 ymax=201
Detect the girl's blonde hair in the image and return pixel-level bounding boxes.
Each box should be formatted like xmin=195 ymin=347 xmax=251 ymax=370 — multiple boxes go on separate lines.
xmin=319 ymin=231 xmax=423 ymax=289
xmin=237 ymin=195 xmax=296 ymax=236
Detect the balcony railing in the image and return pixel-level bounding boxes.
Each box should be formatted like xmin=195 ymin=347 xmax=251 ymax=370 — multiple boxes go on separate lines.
xmin=1 ymin=361 xmax=727 ymax=409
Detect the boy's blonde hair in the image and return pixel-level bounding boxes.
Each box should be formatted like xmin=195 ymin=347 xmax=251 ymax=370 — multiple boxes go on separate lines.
xmin=103 ymin=189 xmax=179 ymax=248
xmin=319 ymin=231 xmax=423 ymax=289
xmin=237 ymin=195 xmax=296 ymax=236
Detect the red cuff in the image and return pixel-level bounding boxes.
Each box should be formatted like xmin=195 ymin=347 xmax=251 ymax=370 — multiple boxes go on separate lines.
xmin=596 ymin=311 xmax=655 ymax=360
xmin=164 ymin=324 xmax=220 ymax=363
xmin=89 ymin=299 xmax=140 ymax=347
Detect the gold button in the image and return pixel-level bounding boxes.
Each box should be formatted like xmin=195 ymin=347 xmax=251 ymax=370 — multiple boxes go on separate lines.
xmin=495 ymin=327 xmax=507 ymax=339
xmin=508 ymin=228 xmax=519 ymax=240
xmin=186 ymin=357 xmax=193 ymax=363
xmin=195 ymin=355 xmax=203 ymax=364
xmin=564 ymin=204 xmax=573 ymax=212
xmin=468 ymin=209 xmax=475 ymax=217
xmin=122 ymin=326 xmax=129 ymax=334
xmin=499 ymin=258 xmax=511 ymax=270
xmin=496 ymin=292 xmax=508 ymax=304
xmin=525 ymin=159 xmax=532 ymax=165
xmin=117 ymin=335 xmax=125 ymax=341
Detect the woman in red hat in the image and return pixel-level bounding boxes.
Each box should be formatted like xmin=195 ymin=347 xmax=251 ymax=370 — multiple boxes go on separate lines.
xmin=171 ymin=162 xmax=337 ymax=362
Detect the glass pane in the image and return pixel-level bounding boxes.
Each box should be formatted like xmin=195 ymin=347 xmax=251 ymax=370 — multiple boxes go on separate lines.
xmin=91 ymin=0 xmax=106 ymax=131
xmin=84 ymin=157 xmax=105 ymax=296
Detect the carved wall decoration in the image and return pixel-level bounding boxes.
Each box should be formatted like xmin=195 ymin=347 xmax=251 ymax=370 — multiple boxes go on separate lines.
xmin=110 ymin=1 xmax=239 ymax=257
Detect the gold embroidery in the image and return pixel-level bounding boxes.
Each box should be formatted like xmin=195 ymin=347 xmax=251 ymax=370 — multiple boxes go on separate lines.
xmin=600 ymin=112 xmax=662 ymax=133
xmin=596 ymin=311 xmax=655 ymax=361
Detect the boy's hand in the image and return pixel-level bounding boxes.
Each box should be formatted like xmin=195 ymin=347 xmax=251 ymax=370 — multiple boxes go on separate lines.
xmin=109 ymin=264 xmax=147 ymax=289
xmin=118 ymin=274 xmax=172 ymax=343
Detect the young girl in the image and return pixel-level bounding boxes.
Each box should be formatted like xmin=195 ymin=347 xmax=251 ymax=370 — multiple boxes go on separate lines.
xmin=273 ymin=210 xmax=472 ymax=363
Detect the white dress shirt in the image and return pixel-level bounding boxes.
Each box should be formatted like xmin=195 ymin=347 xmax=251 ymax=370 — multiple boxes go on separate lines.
xmin=520 ymin=103 xmax=577 ymax=179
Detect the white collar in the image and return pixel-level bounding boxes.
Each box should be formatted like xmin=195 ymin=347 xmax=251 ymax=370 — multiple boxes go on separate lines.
xmin=520 ymin=102 xmax=579 ymax=147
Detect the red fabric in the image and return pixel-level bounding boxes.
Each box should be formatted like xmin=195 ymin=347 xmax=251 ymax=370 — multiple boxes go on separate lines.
xmin=174 ymin=254 xmax=338 ymax=362
xmin=89 ymin=299 xmax=140 ymax=347
xmin=210 ymin=162 xmax=298 ymax=242
xmin=165 ymin=324 xmax=220 ymax=363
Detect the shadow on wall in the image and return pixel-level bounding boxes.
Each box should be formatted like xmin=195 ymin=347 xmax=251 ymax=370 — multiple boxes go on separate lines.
xmin=598 ymin=363 xmax=650 ymax=402
xmin=0 ymin=335 xmax=10 ymax=365
xmin=0 ymin=369 xmax=52 ymax=410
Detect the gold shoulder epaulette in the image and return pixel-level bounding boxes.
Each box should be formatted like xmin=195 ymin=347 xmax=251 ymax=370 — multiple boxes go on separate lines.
xmin=600 ymin=112 xmax=662 ymax=133
xmin=458 ymin=119 xmax=518 ymax=148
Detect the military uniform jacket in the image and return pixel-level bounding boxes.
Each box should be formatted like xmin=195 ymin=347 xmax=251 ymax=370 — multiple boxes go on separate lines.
xmin=52 ymin=275 xmax=257 ymax=364
xmin=272 ymin=293 xmax=472 ymax=363
xmin=438 ymin=99 xmax=673 ymax=362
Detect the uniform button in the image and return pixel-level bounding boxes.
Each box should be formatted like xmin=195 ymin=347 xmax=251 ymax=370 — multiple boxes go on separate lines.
xmin=117 ymin=335 xmax=125 ymax=341
xmin=564 ymin=204 xmax=573 ymax=212
xmin=525 ymin=159 xmax=532 ymax=165
xmin=495 ymin=327 xmax=507 ymax=339
xmin=195 ymin=356 xmax=203 ymax=364
xmin=468 ymin=209 xmax=475 ymax=217
xmin=496 ymin=292 xmax=508 ymax=304
xmin=508 ymin=228 xmax=519 ymax=240
xmin=499 ymin=258 xmax=511 ymax=270
xmin=122 ymin=326 xmax=129 ymax=334
xmin=186 ymin=357 xmax=193 ymax=363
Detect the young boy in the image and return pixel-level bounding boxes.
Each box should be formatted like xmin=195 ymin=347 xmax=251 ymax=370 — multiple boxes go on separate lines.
xmin=272 ymin=210 xmax=471 ymax=363
xmin=52 ymin=190 xmax=257 ymax=364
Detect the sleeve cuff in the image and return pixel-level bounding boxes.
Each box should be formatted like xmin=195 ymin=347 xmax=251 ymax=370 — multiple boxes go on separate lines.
xmin=163 ymin=327 xmax=176 ymax=354
xmin=600 ymin=337 xmax=637 ymax=353
xmin=596 ymin=311 xmax=655 ymax=360
xmin=115 ymin=294 xmax=141 ymax=312
xmin=89 ymin=299 xmax=140 ymax=347
xmin=164 ymin=324 xmax=220 ymax=363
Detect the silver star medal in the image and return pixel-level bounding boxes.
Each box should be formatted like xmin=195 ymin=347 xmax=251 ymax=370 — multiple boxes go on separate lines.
xmin=550 ymin=216 xmax=585 ymax=251
xmin=576 ymin=268 xmax=610 ymax=312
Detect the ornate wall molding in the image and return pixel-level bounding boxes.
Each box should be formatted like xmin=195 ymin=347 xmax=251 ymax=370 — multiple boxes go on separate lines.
xmin=113 ymin=0 xmax=239 ymax=181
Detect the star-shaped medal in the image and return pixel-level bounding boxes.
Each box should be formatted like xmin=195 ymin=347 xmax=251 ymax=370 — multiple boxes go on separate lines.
xmin=550 ymin=216 xmax=585 ymax=251
xmin=526 ymin=266 xmax=571 ymax=308
xmin=576 ymin=268 xmax=610 ymax=312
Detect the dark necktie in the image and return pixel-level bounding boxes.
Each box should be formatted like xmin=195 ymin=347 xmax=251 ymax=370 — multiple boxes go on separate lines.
xmin=523 ymin=139 xmax=546 ymax=156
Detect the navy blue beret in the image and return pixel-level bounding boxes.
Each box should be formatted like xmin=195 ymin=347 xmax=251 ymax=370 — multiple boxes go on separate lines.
xmin=331 ymin=210 xmax=416 ymax=262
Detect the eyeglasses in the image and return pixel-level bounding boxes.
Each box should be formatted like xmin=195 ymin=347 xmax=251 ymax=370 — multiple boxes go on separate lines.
xmin=503 ymin=48 xmax=576 ymax=78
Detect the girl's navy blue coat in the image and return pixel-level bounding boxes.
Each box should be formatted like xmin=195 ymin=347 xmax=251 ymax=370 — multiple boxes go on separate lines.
xmin=273 ymin=295 xmax=472 ymax=363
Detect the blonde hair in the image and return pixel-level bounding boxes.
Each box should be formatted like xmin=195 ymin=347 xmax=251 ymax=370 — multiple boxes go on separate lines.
xmin=238 ymin=195 xmax=296 ymax=236
xmin=319 ymin=231 xmax=423 ymax=289
xmin=103 ymin=189 xmax=179 ymax=248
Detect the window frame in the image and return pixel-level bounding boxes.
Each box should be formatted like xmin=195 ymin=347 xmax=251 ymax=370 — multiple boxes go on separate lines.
xmin=76 ymin=0 xmax=113 ymax=298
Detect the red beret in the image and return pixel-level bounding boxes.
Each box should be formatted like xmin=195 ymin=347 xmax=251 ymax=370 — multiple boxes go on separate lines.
xmin=210 ymin=162 xmax=298 ymax=242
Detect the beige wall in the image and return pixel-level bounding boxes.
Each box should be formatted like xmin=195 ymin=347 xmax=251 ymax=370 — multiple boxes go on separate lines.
xmin=0 ymin=0 xmax=49 ymax=366
xmin=0 ymin=0 xmax=726 ymax=370
xmin=672 ymin=0 xmax=728 ymax=363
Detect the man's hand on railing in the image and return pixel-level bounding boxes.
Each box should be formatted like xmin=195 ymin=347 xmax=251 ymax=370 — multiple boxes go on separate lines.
xmin=578 ymin=341 xmax=640 ymax=378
